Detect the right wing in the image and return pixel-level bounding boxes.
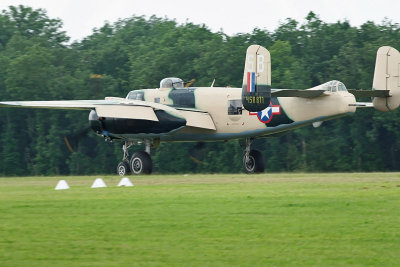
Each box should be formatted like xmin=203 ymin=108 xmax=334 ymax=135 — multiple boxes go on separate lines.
xmin=0 ymin=99 xmax=216 ymax=130
xmin=0 ymin=99 xmax=119 ymax=110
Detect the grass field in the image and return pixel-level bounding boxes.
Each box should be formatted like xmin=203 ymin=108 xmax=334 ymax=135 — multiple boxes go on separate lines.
xmin=1 ymin=173 xmax=400 ymax=266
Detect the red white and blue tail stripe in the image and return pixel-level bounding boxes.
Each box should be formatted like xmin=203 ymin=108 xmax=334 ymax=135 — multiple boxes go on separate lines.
xmin=247 ymin=72 xmax=256 ymax=92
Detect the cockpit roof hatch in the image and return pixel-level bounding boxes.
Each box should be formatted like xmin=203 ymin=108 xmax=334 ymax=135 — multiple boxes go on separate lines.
xmin=160 ymin=77 xmax=184 ymax=89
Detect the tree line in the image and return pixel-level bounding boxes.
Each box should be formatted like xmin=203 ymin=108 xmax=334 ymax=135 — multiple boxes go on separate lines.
xmin=0 ymin=5 xmax=399 ymax=176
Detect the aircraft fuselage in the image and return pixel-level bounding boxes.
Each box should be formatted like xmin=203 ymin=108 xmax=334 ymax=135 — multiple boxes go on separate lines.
xmin=94 ymin=86 xmax=356 ymax=142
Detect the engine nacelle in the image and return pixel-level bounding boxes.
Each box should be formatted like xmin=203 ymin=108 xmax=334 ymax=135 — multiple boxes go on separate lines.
xmin=88 ymin=109 xmax=186 ymax=136
xmin=89 ymin=110 xmax=103 ymax=133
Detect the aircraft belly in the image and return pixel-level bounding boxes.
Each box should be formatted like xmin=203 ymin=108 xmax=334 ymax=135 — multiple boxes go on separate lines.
xmin=157 ymin=113 xmax=352 ymax=142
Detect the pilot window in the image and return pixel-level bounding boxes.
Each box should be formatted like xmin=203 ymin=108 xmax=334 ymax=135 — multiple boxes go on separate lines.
xmin=228 ymin=100 xmax=243 ymax=115
xmin=127 ymin=91 xmax=144 ymax=100
xmin=338 ymin=83 xmax=347 ymax=91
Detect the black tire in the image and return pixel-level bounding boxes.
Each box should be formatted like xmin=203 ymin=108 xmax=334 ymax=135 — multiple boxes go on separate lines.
xmin=130 ymin=151 xmax=152 ymax=175
xmin=243 ymin=149 xmax=265 ymax=174
xmin=117 ymin=161 xmax=130 ymax=176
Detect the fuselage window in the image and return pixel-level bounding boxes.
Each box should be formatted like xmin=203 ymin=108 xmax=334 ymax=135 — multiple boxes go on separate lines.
xmin=228 ymin=100 xmax=243 ymax=115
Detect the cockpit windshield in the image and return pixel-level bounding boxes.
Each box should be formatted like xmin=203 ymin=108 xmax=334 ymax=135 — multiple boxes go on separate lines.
xmin=126 ymin=91 xmax=144 ymax=100
xmin=320 ymin=80 xmax=347 ymax=92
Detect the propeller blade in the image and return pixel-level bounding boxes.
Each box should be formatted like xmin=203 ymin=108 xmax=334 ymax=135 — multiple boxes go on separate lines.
xmin=189 ymin=142 xmax=206 ymax=164
xmin=63 ymin=127 xmax=91 ymax=153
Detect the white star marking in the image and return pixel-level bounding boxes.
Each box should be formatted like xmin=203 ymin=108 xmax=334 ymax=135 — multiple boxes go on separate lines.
xmin=261 ymin=107 xmax=272 ymax=120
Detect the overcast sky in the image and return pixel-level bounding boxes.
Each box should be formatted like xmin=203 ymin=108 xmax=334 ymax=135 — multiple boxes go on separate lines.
xmin=1 ymin=0 xmax=399 ymax=42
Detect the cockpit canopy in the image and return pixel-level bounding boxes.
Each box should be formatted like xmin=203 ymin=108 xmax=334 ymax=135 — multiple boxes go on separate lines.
xmin=160 ymin=77 xmax=184 ymax=89
xmin=320 ymin=80 xmax=347 ymax=92
xmin=126 ymin=90 xmax=144 ymax=100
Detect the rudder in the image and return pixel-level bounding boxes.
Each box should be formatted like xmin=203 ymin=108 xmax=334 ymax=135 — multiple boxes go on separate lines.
xmin=241 ymin=45 xmax=271 ymax=112
xmin=372 ymin=46 xmax=400 ymax=112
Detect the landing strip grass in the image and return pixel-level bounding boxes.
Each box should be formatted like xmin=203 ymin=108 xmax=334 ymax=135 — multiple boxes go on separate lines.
xmin=1 ymin=173 xmax=400 ymax=266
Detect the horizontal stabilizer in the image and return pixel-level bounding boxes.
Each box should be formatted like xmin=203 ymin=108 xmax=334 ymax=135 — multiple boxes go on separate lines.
xmin=272 ymin=89 xmax=326 ymax=98
xmin=348 ymin=89 xmax=390 ymax=98
xmin=349 ymin=102 xmax=374 ymax=108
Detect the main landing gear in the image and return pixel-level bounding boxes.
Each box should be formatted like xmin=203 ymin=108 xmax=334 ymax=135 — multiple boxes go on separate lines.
xmin=117 ymin=140 xmax=156 ymax=176
xmin=117 ymin=138 xmax=265 ymax=175
xmin=242 ymin=138 xmax=265 ymax=173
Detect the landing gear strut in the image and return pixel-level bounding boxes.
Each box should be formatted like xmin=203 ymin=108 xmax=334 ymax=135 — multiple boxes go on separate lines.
xmin=117 ymin=141 xmax=133 ymax=176
xmin=242 ymin=138 xmax=265 ymax=173
xmin=117 ymin=140 xmax=155 ymax=176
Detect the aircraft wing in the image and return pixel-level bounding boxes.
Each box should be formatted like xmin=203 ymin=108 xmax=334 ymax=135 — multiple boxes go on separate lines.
xmin=0 ymin=99 xmax=119 ymax=110
xmin=0 ymin=99 xmax=216 ymax=130
xmin=271 ymin=89 xmax=326 ymax=98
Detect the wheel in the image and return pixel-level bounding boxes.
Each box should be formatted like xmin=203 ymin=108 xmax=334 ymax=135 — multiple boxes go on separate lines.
xmin=117 ymin=161 xmax=130 ymax=176
xmin=130 ymin=151 xmax=152 ymax=175
xmin=243 ymin=149 xmax=265 ymax=173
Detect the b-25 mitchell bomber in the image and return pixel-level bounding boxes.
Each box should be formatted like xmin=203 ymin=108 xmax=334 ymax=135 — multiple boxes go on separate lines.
xmin=1 ymin=45 xmax=399 ymax=175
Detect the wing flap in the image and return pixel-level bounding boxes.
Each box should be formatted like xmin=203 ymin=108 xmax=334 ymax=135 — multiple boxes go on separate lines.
xmin=96 ymin=105 xmax=159 ymax=121
xmin=178 ymin=109 xmax=216 ymax=130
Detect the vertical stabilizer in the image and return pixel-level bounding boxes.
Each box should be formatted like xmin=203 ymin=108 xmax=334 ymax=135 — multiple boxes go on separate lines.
xmin=241 ymin=45 xmax=271 ymax=112
xmin=372 ymin=46 xmax=400 ymax=111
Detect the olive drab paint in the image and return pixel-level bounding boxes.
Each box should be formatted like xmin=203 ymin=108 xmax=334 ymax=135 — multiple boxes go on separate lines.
xmin=241 ymin=45 xmax=271 ymax=112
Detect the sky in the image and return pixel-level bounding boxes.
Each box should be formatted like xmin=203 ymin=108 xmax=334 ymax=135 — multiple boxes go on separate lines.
xmin=0 ymin=0 xmax=399 ymax=43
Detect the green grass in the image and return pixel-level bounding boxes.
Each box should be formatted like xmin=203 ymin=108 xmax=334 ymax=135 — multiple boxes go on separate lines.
xmin=1 ymin=173 xmax=400 ymax=266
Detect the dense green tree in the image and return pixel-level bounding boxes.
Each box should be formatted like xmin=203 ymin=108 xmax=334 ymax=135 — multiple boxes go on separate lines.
xmin=0 ymin=5 xmax=400 ymax=175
